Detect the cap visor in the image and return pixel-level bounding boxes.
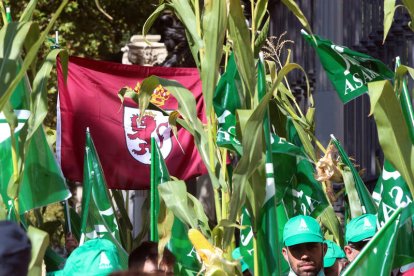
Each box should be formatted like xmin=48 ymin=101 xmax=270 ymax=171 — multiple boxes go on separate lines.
xmin=284 ymin=233 xmax=324 ymax=247
xmin=324 ymin=257 xmax=336 ymax=268
xmin=347 ymin=232 xmax=374 ymax=243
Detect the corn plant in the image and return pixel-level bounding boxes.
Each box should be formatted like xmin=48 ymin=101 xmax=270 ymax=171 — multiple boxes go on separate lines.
xmin=117 ymin=0 xmax=345 ymax=275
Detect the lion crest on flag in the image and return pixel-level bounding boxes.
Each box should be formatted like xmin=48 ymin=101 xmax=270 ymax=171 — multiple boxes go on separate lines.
xmin=124 ymin=107 xmax=172 ymax=164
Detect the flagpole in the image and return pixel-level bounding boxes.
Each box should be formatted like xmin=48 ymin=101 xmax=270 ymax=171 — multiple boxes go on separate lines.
xmin=52 ymin=30 xmax=72 ymax=234
xmin=150 ymin=137 xmax=157 ymax=242
xmin=257 ymin=53 xmax=280 ymax=276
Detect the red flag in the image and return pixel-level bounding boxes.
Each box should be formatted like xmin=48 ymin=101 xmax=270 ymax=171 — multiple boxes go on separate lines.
xmin=57 ymin=56 xmax=206 ymax=190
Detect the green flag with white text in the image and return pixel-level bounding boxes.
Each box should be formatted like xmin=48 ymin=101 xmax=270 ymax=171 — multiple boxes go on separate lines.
xmin=213 ymin=53 xmax=243 ymax=155
xmin=284 ymin=119 xmax=330 ymax=218
xmin=284 ymin=119 xmax=343 ymax=245
xmin=343 ymin=203 xmax=414 ymax=275
xmin=372 ymin=160 xmax=413 ymax=228
xmin=150 ymin=138 xmax=200 ymax=274
xmin=302 ymin=30 xmax=393 ymax=103
xmin=80 ymin=129 xmax=127 ymax=268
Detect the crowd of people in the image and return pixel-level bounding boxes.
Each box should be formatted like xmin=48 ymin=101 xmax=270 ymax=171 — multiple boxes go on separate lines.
xmin=1 ymin=214 xmax=413 ymax=275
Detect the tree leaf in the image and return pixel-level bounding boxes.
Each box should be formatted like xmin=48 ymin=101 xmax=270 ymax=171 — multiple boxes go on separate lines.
xmin=368 ymin=80 xmax=414 ymax=197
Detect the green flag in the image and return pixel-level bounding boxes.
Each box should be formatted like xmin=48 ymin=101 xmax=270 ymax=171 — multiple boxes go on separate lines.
xmin=213 ymin=53 xmax=243 ymax=155
xmin=150 ymin=138 xmax=200 ymax=274
xmin=331 ymin=135 xmax=378 ymax=215
xmin=80 ymin=129 xmax=127 ymax=268
xmin=284 ymin=119 xmax=331 ymax=218
xmin=302 ymin=30 xmax=393 ymax=103
xmin=255 ymin=57 xmax=286 ymax=276
xmin=343 ymin=202 xmax=414 ymax=275
xmin=373 ymin=160 xmax=413 ymax=227
xmin=0 ymin=82 xmax=69 ymax=215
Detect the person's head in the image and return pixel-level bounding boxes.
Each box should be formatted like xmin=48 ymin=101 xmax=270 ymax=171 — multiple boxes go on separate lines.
xmin=128 ymin=241 xmax=175 ymax=275
xmin=323 ymin=240 xmax=347 ymax=276
xmin=344 ymin=214 xmax=376 ymax=262
xmin=56 ymin=238 xmax=122 ymax=275
xmin=282 ymin=215 xmax=327 ymax=276
xmin=0 ymin=220 xmax=31 ymax=276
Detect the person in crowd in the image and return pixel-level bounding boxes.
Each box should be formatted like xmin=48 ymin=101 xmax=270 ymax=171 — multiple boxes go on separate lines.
xmin=282 ymin=215 xmax=327 ymax=276
xmin=65 ymin=232 xmax=79 ymax=255
xmin=343 ymin=214 xmax=377 ymax=262
xmin=128 ymin=241 xmax=175 ymax=275
xmin=0 ymin=220 xmax=32 ymax=276
xmin=323 ymin=240 xmax=348 ymax=276
xmin=232 ymin=247 xmax=252 ymax=276
xmin=54 ymin=238 xmax=122 ymax=275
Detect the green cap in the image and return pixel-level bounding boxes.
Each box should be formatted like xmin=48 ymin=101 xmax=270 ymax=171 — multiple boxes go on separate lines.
xmin=324 ymin=240 xmax=346 ymax=268
xmin=345 ymin=214 xmax=377 ymax=244
xmin=56 ymin=239 xmax=122 ymax=275
xmin=283 ymin=215 xmax=324 ymax=247
xmin=232 ymin=247 xmax=249 ymax=272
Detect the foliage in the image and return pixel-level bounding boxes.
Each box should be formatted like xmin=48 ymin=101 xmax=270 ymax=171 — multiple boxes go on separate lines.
xmin=127 ymin=1 xmax=342 ymax=275
xmin=7 ymin=0 xmax=159 ymax=60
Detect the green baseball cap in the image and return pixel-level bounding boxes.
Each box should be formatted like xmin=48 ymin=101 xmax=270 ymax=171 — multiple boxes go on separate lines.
xmin=55 ymin=239 xmax=122 ymax=275
xmin=345 ymin=214 xmax=377 ymax=244
xmin=232 ymin=247 xmax=249 ymax=272
xmin=324 ymin=240 xmax=346 ymax=268
xmin=283 ymin=215 xmax=324 ymax=247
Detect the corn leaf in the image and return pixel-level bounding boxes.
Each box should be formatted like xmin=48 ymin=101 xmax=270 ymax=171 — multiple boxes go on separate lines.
xmin=402 ymin=0 xmax=414 ymax=31
xmin=281 ymin=0 xmax=313 ymax=35
xmin=0 ymin=21 xmax=35 ymax=104
xmin=228 ymin=0 xmax=255 ymax=102
xmin=368 ymin=80 xmax=414 ymax=197
xmin=19 ymin=0 xmax=38 ymax=22
xmin=142 ymin=3 xmax=168 ymax=41
xmin=224 ymin=92 xmax=273 ymax=247
xmin=254 ymin=16 xmax=270 ymax=58
xmin=253 ymin=0 xmax=268 ymax=32
xmin=27 ymin=226 xmax=49 ymax=276
xmin=341 ymin=167 xmax=363 ymax=218
xmin=158 ymin=180 xmax=210 ymax=237
xmin=27 ymin=49 xmax=68 ymax=141
xmin=0 ymin=0 xmax=68 ymax=112
xmin=317 ymin=205 xmax=344 ymax=246
xmin=138 ymin=75 xmax=222 ymax=189
xmin=384 ymin=0 xmax=397 ymax=43
xmin=201 ymin=0 xmax=227 ymax=116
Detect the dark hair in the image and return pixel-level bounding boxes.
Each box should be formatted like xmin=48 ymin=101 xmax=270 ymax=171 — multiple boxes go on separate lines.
xmin=348 ymin=240 xmax=369 ymax=251
xmin=128 ymin=241 xmax=175 ymax=274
